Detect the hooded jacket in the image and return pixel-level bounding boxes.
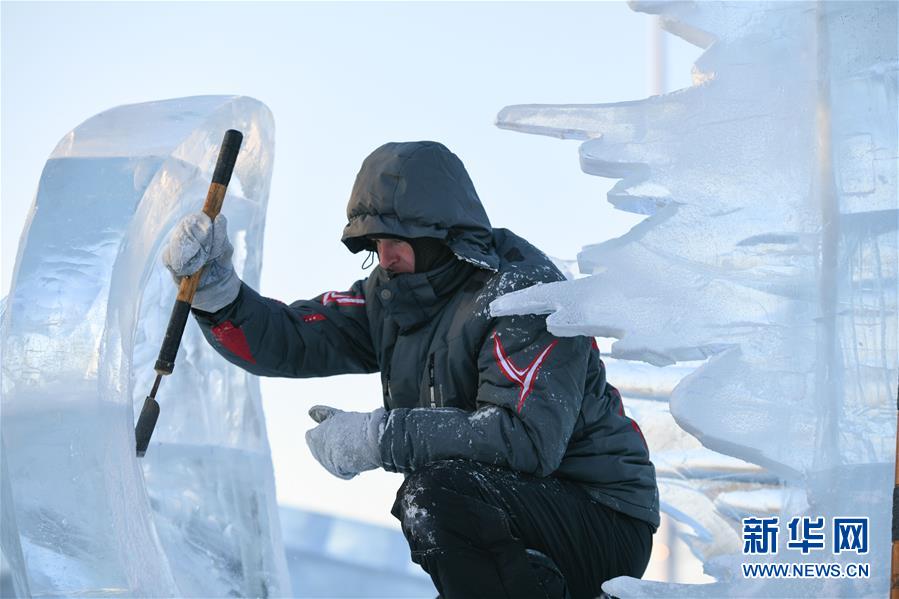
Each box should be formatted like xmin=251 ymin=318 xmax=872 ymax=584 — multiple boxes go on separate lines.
xmin=194 ymin=141 xmax=660 ymax=529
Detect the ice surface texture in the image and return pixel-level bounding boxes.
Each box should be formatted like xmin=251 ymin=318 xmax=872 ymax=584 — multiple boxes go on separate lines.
xmin=1 ymin=438 xmax=30 ymax=598
xmin=0 ymin=96 xmax=290 ymax=596
xmin=493 ymin=1 xmax=897 ymax=596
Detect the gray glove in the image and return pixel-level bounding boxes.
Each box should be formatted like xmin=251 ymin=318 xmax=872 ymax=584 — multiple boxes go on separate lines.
xmin=305 ymin=405 xmax=386 ymax=480
xmin=162 ymin=212 xmax=241 ymax=312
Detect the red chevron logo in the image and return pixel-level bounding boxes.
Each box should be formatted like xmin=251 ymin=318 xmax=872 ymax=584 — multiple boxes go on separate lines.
xmin=492 ymin=332 xmax=558 ymax=412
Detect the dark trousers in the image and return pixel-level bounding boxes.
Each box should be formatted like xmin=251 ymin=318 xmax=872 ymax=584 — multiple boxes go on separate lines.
xmin=391 ymin=460 xmax=653 ymax=599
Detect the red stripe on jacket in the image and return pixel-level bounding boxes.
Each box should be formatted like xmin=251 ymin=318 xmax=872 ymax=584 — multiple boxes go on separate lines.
xmin=211 ymin=320 xmax=257 ymax=364
xmin=609 ymin=385 xmax=647 ymax=448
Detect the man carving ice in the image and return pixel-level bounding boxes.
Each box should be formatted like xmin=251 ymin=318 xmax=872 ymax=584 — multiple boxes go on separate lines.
xmin=163 ymin=141 xmax=659 ymax=598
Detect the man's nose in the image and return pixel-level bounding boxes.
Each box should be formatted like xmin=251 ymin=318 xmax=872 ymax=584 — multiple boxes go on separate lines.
xmin=379 ymin=248 xmax=396 ymax=269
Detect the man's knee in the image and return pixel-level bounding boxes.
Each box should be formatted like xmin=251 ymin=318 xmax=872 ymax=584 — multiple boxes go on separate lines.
xmin=392 ymin=460 xmax=510 ymax=551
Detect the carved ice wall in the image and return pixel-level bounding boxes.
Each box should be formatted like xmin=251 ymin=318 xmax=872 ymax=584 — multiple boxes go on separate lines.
xmin=492 ymin=2 xmax=897 ymax=595
xmin=0 ymin=96 xmax=290 ymax=597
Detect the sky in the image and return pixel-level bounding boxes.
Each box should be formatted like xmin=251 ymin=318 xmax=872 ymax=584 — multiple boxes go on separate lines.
xmin=1 ymin=1 xmax=700 ymax=528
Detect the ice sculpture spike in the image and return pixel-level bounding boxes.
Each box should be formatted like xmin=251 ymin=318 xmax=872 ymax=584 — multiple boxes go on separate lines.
xmin=1 ymin=96 xmax=289 ymax=597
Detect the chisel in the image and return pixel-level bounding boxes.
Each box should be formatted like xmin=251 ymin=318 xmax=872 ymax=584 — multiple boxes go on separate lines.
xmin=135 ymin=129 xmax=243 ymax=457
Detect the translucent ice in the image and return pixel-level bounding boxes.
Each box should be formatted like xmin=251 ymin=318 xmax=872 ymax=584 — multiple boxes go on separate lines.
xmin=610 ymin=360 xmax=785 ymax=566
xmin=493 ymin=1 xmax=897 ymax=595
xmin=1 ymin=438 xmax=30 ymax=598
xmin=0 ymin=96 xmax=290 ymax=596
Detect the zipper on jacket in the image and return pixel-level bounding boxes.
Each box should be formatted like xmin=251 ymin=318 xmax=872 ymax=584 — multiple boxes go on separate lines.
xmin=384 ymin=373 xmax=392 ymax=403
xmin=428 ymin=354 xmax=437 ymax=408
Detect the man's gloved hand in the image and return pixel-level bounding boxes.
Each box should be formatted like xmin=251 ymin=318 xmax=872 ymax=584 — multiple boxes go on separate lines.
xmin=305 ymin=405 xmax=386 ymax=480
xmin=162 ymin=212 xmax=241 ymax=312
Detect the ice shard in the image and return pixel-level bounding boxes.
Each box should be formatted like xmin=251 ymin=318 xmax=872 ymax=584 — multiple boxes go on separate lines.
xmin=0 ymin=96 xmax=290 ymax=596
xmin=493 ymin=1 xmax=897 ymax=595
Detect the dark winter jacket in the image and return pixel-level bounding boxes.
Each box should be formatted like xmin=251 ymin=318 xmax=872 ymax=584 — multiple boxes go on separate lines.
xmin=194 ymin=141 xmax=660 ymax=529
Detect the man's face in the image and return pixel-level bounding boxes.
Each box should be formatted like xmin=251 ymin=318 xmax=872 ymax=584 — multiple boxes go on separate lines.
xmin=374 ymin=238 xmax=415 ymax=274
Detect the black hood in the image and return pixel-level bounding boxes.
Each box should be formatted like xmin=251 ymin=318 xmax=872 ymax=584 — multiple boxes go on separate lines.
xmin=341 ymin=141 xmax=499 ymax=271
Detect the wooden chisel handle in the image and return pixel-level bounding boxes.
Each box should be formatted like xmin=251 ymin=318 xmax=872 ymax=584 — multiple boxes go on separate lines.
xmin=155 ymin=129 xmax=243 ymax=375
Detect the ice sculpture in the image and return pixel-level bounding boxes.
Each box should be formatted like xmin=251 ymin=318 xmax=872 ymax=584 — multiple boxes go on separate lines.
xmin=492 ymin=1 xmax=897 ymax=596
xmin=0 ymin=96 xmax=290 ymax=596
